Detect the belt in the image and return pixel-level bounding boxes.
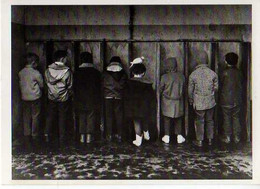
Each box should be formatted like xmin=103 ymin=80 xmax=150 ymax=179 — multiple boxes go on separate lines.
xmin=105 ymin=97 xmax=121 ymax=100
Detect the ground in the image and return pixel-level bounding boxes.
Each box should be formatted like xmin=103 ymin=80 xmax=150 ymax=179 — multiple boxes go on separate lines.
xmin=12 ymin=139 xmax=252 ymax=180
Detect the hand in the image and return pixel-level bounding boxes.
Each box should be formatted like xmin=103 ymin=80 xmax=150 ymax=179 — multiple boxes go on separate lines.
xmin=189 ymin=99 xmax=193 ymax=105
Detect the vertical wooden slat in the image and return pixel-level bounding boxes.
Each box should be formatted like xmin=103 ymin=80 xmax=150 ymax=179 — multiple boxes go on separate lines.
xmin=213 ymin=42 xmax=219 ymax=137
xmin=184 ymin=42 xmax=189 ymax=137
xmin=100 ymin=40 xmax=106 ymax=140
xmin=73 ymin=41 xmax=80 ymax=140
xmin=246 ymin=42 xmax=252 ymax=142
xmin=156 ymin=42 xmax=161 ymax=140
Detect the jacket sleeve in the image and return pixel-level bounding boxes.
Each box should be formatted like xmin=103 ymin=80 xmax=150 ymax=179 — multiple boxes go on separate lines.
xmin=188 ymin=74 xmax=195 ymax=103
xmin=120 ymin=72 xmax=128 ymax=88
xmin=159 ymin=76 xmax=165 ymax=94
xmin=64 ymin=70 xmax=73 ymax=92
xmin=213 ymin=73 xmax=219 ymax=92
xmin=35 ymin=71 xmax=44 ymax=88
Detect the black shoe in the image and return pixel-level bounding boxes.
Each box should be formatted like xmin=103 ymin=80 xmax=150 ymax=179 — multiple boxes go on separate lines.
xmin=220 ymin=135 xmax=231 ymax=144
xmin=44 ymin=134 xmax=50 ymax=143
xmin=192 ymin=140 xmax=203 ymax=147
xmin=115 ymin=135 xmax=122 ymax=143
xmin=106 ymin=135 xmax=112 ymax=142
xmin=32 ymin=136 xmax=40 ymax=144
xmin=86 ymin=134 xmax=93 ymax=144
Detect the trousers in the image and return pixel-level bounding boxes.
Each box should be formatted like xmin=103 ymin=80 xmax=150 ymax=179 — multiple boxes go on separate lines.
xmin=221 ymin=105 xmax=241 ymax=137
xmin=45 ymin=99 xmax=70 ymax=140
xmin=79 ymin=110 xmax=95 ymax=134
xmin=105 ymin=99 xmax=123 ymax=137
xmin=163 ymin=116 xmax=182 ymax=135
xmin=22 ymin=99 xmax=41 ymax=136
xmin=194 ymin=107 xmax=215 ymax=141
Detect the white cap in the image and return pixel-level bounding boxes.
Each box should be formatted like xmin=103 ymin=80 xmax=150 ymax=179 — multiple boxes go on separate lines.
xmin=130 ymin=56 xmax=144 ymax=65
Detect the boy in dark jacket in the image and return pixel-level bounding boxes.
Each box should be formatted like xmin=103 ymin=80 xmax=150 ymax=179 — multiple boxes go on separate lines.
xmin=220 ymin=52 xmax=242 ymax=144
xmin=44 ymin=50 xmax=73 ymax=143
xmin=75 ymin=52 xmax=101 ymax=144
xmin=103 ymin=56 xmax=127 ymax=142
xmin=127 ymin=57 xmax=152 ymax=146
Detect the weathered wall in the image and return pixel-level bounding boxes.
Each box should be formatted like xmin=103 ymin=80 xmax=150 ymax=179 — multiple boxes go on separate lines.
xmin=12 ymin=5 xmax=25 ymax=24
xmin=12 ymin=6 xmax=25 ymax=139
xmin=24 ymin=5 xmax=252 ymax=41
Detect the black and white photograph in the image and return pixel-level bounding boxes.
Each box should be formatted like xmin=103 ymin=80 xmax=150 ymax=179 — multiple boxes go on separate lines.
xmin=2 ymin=1 xmax=257 ymax=183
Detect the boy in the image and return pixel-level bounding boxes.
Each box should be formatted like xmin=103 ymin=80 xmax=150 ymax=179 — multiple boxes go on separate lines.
xmin=220 ymin=52 xmax=242 ymax=144
xmin=19 ymin=53 xmax=43 ymax=141
xmin=188 ymin=52 xmax=218 ymax=147
xmin=160 ymin=57 xmax=186 ymax=144
xmin=44 ymin=50 xmax=73 ymax=143
xmin=75 ymin=52 xmax=101 ymax=144
xmin=103 ymin=56 xmax=127 ymax=142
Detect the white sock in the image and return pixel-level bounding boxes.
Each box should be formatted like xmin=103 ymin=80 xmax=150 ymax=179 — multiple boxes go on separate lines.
xmin=177 ymin=135 xmax=185 ymax=144
xmin=143 ymin=131 xmax=150 ymax=140
xmin=162 ymin=135 xmax=170 ymax=144
xmin=133 ymin=134 xmax=143 ymax=146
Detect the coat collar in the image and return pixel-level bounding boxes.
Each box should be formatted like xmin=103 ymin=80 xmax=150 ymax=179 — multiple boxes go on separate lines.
xmin=79 ymin=63 xmax=94 ymax=68
xmin=195 ymin=64 xmax=209 ymax=70
xmin=55 ymin=61 xmax=65 ymax=66
xmin=25 ymin=64 xmax=33 ymax=68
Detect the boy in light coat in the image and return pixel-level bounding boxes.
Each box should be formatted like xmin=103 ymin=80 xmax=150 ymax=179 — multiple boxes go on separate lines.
xmin=19 ymin=53 xmax=43 ymax=141
xmin=160 ymin=57 xmax=186 ymax=144
xmin=188 ymin=52 xmax=218 ymax=147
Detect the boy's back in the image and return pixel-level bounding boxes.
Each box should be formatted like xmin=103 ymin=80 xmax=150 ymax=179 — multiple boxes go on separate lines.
xmin=220 ymin=67 xmax=242 ymax=105
xmin=19 ymin=65 xmax=43 ymax=101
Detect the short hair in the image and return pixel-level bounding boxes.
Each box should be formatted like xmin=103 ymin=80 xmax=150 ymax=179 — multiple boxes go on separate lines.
xmin=225 ymin=52 xmax=238 ymax=66
xmin=26 ymin=53 xmax=39 ymax=64
xmin=130 ymin=64 xmax=146 ymax=76
xmin=80 ymin=52 xmax=93 ymax=63
xmin=110 ymin=56 xmax=122 ymax=64
xmin=54 ymin=50 xmax=67 ymax=61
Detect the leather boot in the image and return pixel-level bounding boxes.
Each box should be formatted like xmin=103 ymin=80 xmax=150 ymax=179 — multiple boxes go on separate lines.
xmin=192 ymin=140 xmax=203 ymax=147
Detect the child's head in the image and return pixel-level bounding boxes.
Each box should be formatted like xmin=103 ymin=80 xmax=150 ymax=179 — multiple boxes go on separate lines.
xmin=80 ymin=52 xmax=93 ymax=64
xmin=26 ymin=53 xmax=39 ymax=68
xmin=225 ymin=52 xmax=238 ymax=67
xmin=130 ymin=57 xmax=146 ymax=78
xmin=163 ymin=57 xmax=177 ymax=73
xmin=54 ymin=50 xmax=68 ymax=64
xmin=106 ymin=56 xmax=123 ymax=72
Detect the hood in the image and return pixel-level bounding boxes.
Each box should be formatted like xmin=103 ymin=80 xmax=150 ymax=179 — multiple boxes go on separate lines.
xmin=106 ymin=62 xmax=123 ymax=72
xmin=79 ymin=63 xmax=95 ymax=68
xmin=161 ymin=57 xmax=177 ymax=74
xmin=46 ymin=62 xmax=70 ymax=84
